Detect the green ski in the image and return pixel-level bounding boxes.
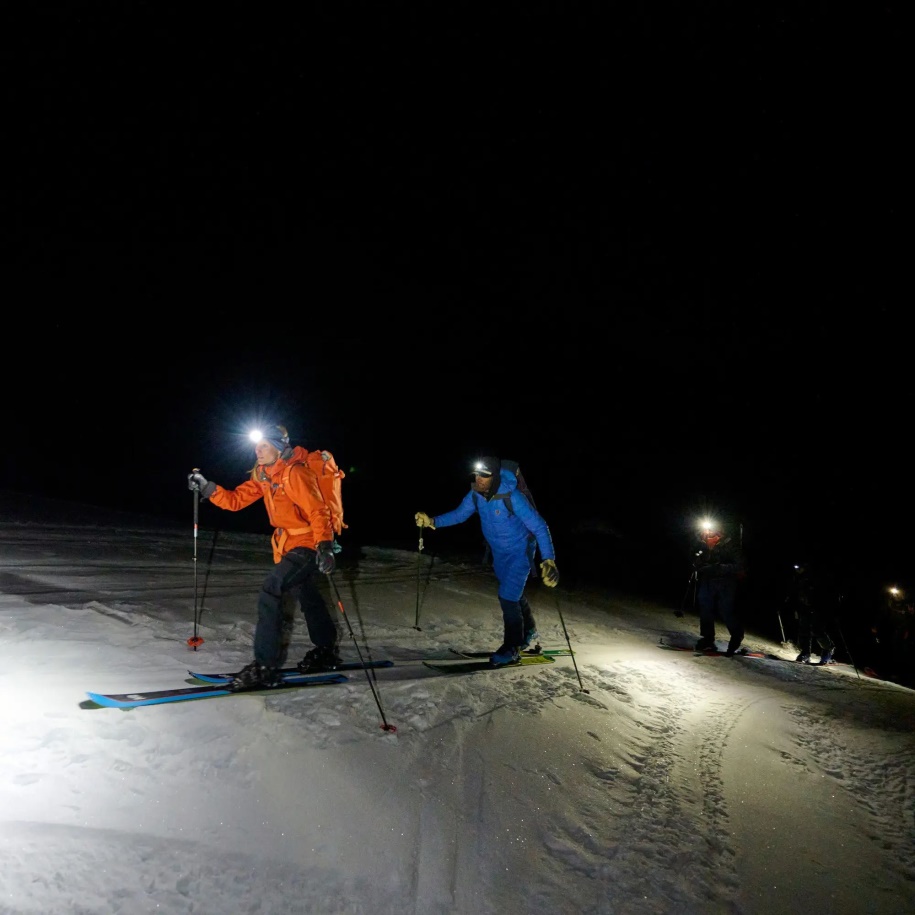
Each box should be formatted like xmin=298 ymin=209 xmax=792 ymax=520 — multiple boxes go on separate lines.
xmin=424 ymin=654 xmax=556 ymax=674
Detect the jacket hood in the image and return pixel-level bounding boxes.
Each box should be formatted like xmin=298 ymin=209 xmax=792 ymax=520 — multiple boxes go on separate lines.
xmin=478 ymin=465 xmax=518 ymax=502
xmin=252 ymin=444 xmax=306 ymax=483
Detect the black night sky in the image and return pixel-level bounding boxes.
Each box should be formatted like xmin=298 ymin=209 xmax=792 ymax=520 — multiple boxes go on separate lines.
xmin=4 ymin=5 xmax=906 ymax=636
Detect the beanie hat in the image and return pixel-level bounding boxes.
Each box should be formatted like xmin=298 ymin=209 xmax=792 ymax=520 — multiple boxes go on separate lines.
xmin=472 ymin=456 xmax=500 ymax=477
xmin=261 ymin=424 xmax=290 ymax=452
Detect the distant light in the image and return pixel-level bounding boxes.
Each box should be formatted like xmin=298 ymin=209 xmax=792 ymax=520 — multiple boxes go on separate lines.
xmin=889 ymin=586 xmax=901 ymax=597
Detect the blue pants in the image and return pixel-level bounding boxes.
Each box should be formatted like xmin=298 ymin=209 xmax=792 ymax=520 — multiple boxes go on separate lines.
xmin=696 ymin=577 xmax=743 ymax=647
xmin=498 ymin=594 xmax=537 ymax=648
xmin=254 ymin=547 xmax=338 ymax=667
xmin=491 ymin=539 xmax=538 ymax=602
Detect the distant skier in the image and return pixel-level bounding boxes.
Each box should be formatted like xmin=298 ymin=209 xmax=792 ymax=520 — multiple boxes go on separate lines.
xmin=692 ymin=522 xmax=746 ymax=656
xmin=786 ymin=560 xmax=836 ymax=665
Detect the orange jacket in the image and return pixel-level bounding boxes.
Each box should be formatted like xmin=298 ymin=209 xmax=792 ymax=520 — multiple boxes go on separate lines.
xmin=209 ymin=445 xmax=334 ymax=563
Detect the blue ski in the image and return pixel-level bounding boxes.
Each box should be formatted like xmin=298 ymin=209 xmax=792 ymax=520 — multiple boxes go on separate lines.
xmin=87 ymin=671 xmax=348 ymax=709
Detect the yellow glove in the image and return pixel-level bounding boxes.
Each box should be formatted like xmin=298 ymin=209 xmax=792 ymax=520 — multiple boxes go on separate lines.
xmin=540 ymin=559 xmax=559 ymax=588
xmin=415 ymin=512 xmax=436 ymax=530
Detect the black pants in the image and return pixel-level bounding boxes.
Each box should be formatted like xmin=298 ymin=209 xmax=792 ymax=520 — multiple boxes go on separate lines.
xmin=796 ymin=610 xmax=834 ymax=655
xmin=254 ymin=547 xmax=338 ymax=667
xmin=697 ymin=576 xmax=743 ymax=647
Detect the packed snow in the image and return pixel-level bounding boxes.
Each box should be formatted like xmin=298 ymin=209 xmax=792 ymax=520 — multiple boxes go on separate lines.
xmin=1 ymin=492 xmax=913 ymax=915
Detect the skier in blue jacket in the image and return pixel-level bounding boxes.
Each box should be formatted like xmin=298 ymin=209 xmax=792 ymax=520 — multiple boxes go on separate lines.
xmin=415 ymin=456 xmax=560 ymax=666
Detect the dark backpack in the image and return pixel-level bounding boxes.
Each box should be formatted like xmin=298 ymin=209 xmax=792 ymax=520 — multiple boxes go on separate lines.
xmin=491 ymin=458 xmax=537 ymax=515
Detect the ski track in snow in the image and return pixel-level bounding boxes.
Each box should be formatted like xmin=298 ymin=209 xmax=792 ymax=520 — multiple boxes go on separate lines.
xmin=785 ymin=703 xmax=915 ymax=881
xmin=0 ymin=823 xmax=378 ymax=915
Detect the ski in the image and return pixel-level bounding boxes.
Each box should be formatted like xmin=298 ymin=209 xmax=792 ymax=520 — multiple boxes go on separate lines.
xmin=424 ymin=654 xmax=556 ymax=674
xmin=87 ymin=671 xmax=348 ymax=709
xmin=189 ymin=658 xmax=393 ymax=684
xmin=450 ymin=647 xmax=572 ymax=659
xmin=658 ymin=641 xmax=774 ymax=659
xmin=799 ymin=658 xmax=879 ymax=678
xmin=657 ymin=639 xmax=874 ymax=675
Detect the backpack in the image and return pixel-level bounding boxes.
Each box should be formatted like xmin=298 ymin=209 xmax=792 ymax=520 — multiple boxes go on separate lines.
xmin=282 ymin=449 xmax=347 ymax=536
xmin=493 ymin=458 xmax=537 ymax=515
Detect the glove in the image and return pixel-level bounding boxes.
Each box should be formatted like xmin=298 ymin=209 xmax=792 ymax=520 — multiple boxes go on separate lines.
xmin=540 ymin=559 xmax=559 ymax=588
xmin=316 ymin=540 xmax=336 ymax=575
xmin=415 ymin=512 xmax=436 ymax=530
xmin=187 ymin=471 xmax=216 ymax=500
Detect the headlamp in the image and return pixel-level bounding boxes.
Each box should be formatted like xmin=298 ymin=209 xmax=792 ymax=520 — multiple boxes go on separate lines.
xmin=698 ymin=517 xmax=719 ymax=536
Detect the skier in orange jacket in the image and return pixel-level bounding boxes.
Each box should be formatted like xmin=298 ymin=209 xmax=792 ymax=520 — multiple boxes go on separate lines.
xmin=188 ymin=423 xmax=340 ymax=690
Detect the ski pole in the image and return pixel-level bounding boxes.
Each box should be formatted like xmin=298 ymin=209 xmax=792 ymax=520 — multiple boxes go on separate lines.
xmin=328 ymin=572 xmax=396 ymax=732
xmin=187 ymin=473 xmax=204 ymax=650
xmin=675 ymin=571 xmax=696 ymax=618
xmin=776 ymin=602 xmax=787 ymax=646
xmin=413 ymin=528 xmax=424 ymax=631
xmin=553 ymin=590 xmax=588 ymax=694
xmin=834 ymin=618 xmax=861 ymax=681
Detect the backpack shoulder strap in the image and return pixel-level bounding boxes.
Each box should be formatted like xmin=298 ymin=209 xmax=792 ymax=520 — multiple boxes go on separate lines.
xmin=281 ymin=454 xmax=307 ymax=486
xmin=490 ymin=492 xmax=514 ymax=514
xmin=494 ymin=460 xmax=523 ymax=514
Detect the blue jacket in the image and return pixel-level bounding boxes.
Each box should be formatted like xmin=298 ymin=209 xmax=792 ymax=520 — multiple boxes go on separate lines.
xmin=433 ymin=469 xmax=555 ymax=601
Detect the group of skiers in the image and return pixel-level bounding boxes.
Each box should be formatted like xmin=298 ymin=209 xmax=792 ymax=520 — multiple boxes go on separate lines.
xmin=188 ymin=430 xmax=560 ymax=689
xmin=689 ymin=521 xmax=842 ymax=663
xmin=685 ymin=517 xmax=834 ymax=662
xmin=687 ymin=520 xmax=915 ymax=685
xmin=186 ymin=424 xmax=912 ymax=690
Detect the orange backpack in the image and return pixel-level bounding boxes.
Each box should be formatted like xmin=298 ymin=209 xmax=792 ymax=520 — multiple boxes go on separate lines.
xmin=283 ymin=449 xmax=347 ymax=536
